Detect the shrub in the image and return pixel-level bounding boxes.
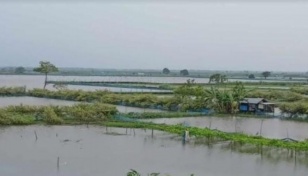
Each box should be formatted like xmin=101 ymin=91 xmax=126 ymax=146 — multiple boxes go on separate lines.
xmin=42 ymin=107 xmax=64 ymax=125
xmin=0 ymin=110 xmax=35 ymax=125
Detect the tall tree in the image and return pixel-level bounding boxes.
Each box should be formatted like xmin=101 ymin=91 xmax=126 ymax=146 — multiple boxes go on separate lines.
xmin=162 ymin=68 xmax=170 ymax=74
xmin=14 ymin=66 xmax=26 ymax=74
xmin=180 ymin=69 xmax=189 ymax=76
xmin=33 ymin=61 xmax=58 ymax=89
xmin=261 ymin=71 xmax=271 ymax=79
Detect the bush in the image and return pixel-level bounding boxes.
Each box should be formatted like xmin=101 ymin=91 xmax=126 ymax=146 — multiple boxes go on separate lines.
xmin=42 ymin=107 xmax=64 ymax=125
xmin=0 ymin=110 xmax=35 ymax=125
xmin=68 ymin=103 xmax=118 ymax=123
xmin=290 ymin=87 xmax=308 ymax=95
xmin=247 ymin=90 xmax=304 ymax=102
xmin=0 ymin=87 xmax=26 ymax=96
xmin=279 ymin=102 xmax=308 ymax=118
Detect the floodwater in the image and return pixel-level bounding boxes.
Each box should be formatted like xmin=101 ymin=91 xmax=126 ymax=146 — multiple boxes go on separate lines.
xmin=0 ymin=125 xmax=307 ymax=176
xmin=65 ymin=84 xmax=172 ymax=93
xmin=144 ymin=116 xmax=308 ymax=141
xmin=0 ymin=75 xmax=301 ymax=90
xmin=0 ymin=96 xmax=163 ymax=113
xmin=1 ymin=96 xmax=308 ymax=140
xmin=0 ymin=96 xmax=77 ymax=107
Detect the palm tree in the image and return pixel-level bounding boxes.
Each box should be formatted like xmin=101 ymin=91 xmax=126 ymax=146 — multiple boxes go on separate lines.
xmin=203 ymin=82 xmax=247 ymax=114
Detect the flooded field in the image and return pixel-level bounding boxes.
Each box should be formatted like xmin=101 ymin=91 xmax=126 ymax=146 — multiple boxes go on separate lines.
xmin=0 ymin=96 xmax=76 ymax=107
xmin=1 ymin=96 xmax=307 ymax=140
xmin=0 ymin=96 xmax=163 ymax=113
xmin=144 ymin=116 xmax=308 ymax=141
xmin=1 ymin=75 xmax=308 ymax=175
xmin=0 ymin=125 xmax=307 ymax=176
xmin=65 ymin=84 xmax=172 ymax=93
xmin=0 ymin=75 xmax=301 ymax=90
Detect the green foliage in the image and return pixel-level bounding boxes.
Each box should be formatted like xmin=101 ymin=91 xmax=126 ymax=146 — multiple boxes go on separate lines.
xmin=106 ymin=121 xmax=308 ymax=151
xmin=261 ymin=71 xmax=271 ymax=79
xmin=209 ymin=74 xmax=228 ymax=84
xmin=158 ymin=84 xmax=171 ymax=90
xmin=5 ymin=105 xmax=44 ymax=115
xmin=0 ymin=87 xmax=26 ymax=96
xmin=14 ymin=66 xmax=26 ymax=74
xmin=124 ymin=112 xmax=205 ymax=119
xmin=162 ymin=68 xmax=170 ymax=74
xmin=42 ymin=107 xmax=64 ymax=125
xmin=290 ymin=87 xmax=308 ymax=95
xmin=33 ymin=61 xmax=58 ymax=74
xmin=0 ymin=110 xmax=34 ymax=125
xmin=10 ymin=115 xmax=35 ymax=125
xmin=27 ymin=88 xmax=177 ymax=110
xmin=33 ymin=61 xmax=59 ymax=89
xmin=1 ymin=103 xmax=118 ymax=125
xmin=247 ymin=90 xmax=303 ymax=102
xmin=180 ymin=69 xmax=189 ymax=76
xmin=203 ymin=82 xmax=248 ymax=114
xmin=127 ymin=170 xmax=141 ymax=176
xmin=248 ymin=74 xmax=255 ymax=79
xmin=174 ymin=82 xmax=248 ymax=113
xmin=279 ymin=102 xmax=308 ymax=118
xmin=68 ymin=103 xmax=117 ymax=123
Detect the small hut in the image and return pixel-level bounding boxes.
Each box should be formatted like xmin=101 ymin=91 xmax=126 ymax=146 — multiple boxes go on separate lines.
xmin=239 ymin=98 xmax=275 ymax=114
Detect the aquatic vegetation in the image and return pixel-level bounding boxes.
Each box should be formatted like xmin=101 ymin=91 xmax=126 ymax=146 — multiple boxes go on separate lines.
xmin=0 ymin=86 xmax=26 ymax=96
xmin=123 ymin=112 xmax=207 ymax=119
xmin=42 ymin=106 xmax=64 ymax=125
xmin=279 ymin=102 xmax=308 ymax=118
xmin=0 ymin=103 xmax=118 ymax=125
xmin=2 ymin=86 xmax=308 ymax=117
xmin=246 ymin=90 xmax=304 ymax=102
xmin=126 ymin=169 xmax=194 ymax=176
xmin=0 ymin=109 xmax=35 ymax=125
xmin=290 ymin=87 xmax=308 ymax=95
xmin=104 ymin=121 xmax=308 ymax=151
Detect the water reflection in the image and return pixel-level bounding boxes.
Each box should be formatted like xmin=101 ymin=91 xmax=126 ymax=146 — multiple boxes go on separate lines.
xmin=193 ymin=138 xmax=308 ymax=166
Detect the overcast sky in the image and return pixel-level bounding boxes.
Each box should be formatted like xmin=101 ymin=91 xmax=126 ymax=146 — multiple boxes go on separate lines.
xmin=0 ymin=1 xmax=307 ymax=71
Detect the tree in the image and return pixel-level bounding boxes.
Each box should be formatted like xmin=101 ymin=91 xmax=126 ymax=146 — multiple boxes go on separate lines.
xmin=180 ymin=69 xmax=189 ymax=76
xmin=14 ymin=66 xmax=26 ymax=74
xmin=248 ymin=74 xmax=255 ymax=79
xmin=261 ymin=71 xmax=271 ymax=79
xmin=162 ymin=68 xmax=170 ymax=74
xmin=33 ymin=61 xmax=58 ymax=89
xmin=209 ymin=74 xmax=228 ymax=84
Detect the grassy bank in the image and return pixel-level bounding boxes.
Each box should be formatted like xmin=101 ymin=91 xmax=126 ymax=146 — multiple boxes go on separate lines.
xmin=2 ymin=86 xmax=308 ymax=120
xmin=104 ymin=121 xmax=308 ymax=151
xmin=1 ymin=103 xmax=308 ymax=151
xmin=0 ymin=103 xmax=117 ymax=125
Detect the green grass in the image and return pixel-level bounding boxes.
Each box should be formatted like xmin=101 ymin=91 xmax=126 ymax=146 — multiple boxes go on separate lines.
xmin=104 ymin=121 xmax=308 ymax=151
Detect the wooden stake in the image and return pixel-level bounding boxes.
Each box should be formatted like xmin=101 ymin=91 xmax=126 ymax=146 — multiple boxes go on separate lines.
xmin=57 ymin=157 xmax=60 ymax=171
xmin=34 ymin=130 xmax=38 ymax=141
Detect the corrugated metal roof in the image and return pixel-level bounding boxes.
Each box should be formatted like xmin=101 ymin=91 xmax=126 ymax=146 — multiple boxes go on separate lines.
xmin=240 ymin=98 xmax=267 ymax=104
